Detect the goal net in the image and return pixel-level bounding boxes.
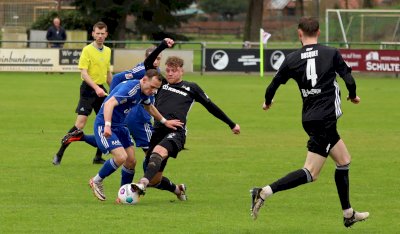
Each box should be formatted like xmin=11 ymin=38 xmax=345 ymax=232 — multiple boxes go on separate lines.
xmin=325 ymin=9 xmax=400 ymax=48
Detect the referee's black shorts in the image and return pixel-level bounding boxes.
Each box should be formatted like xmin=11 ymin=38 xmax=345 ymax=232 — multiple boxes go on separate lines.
xmin=302 ymin=120 xmax=340 ymax=157
xmin=75 ymin=81 xmax=107 ymax=116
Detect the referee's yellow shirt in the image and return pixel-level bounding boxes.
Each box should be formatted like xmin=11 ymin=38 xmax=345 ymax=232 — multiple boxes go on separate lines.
xmin=78 ymin=43 xmax=111 ymax=85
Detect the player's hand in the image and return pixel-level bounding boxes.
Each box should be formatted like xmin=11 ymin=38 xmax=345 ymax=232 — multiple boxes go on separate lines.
xmin=164 ymin=38 xmax=174 ymax=48
xmin=164 ymin=119 xmax=183 ymax=130
xmin=347 ymin=96 xmax=360 ymax=104
xmin=96 ymin=88 xmax=107 ymax=97
xmin=262 ymin=101 xmax=273 ymax=110
xmin=231 ymin=124 xmax=240 ymax=135
xmin=103 ymin=125 xmax=112 ymax=138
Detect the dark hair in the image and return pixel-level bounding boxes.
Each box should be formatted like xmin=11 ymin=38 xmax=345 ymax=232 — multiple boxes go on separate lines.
xmin=145 ymin=69 xmax=162 ymax=81
xmin=93 ymin=21 xmax=108 ymax=31
xmin=165 ymin=56 xmax=184 ymax=68
xmin=298 ymin=17 xmax=319 ymax=37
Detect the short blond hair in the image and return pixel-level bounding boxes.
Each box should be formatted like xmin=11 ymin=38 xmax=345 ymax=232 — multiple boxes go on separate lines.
xmin=165 ymin=56 xmax=184 ymax=68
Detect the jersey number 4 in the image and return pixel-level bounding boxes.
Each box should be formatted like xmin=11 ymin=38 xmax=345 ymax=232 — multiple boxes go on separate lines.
xmin=306 ymin=58 xmax=318 ymax=87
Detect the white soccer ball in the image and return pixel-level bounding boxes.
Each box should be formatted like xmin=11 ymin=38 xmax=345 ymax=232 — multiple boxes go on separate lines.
xmin=117 ymin=184 xmax=140 ymax=205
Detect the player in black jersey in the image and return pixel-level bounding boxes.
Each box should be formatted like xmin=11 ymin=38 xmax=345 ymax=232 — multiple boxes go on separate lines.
xmin=132 ymin=56 xmax=241 ymax=201
xmin=250 ymin=17 xmax=369 ymax=227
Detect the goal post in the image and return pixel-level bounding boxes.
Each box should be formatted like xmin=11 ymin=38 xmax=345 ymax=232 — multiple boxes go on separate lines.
xmin=325 ymin=9 xmax=400 ymax=48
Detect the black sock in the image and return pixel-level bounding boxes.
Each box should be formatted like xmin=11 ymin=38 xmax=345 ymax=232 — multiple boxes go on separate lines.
xmin=144 ymin=153 xmax=163 ymax=181
xmin=270 ymin=168 xmax=313 ymax=193
xmin=56 ymin=126 xmax=78 ymax=157
xmin=68 ymin=126 xmax=79 ymax=133
xmin=335 ymin=164 xmax=351 ymax=210
xmin=94 ymin=148 xmax=102 ymax=159
xmin=154 ymin=176 xmax=176 ymax=193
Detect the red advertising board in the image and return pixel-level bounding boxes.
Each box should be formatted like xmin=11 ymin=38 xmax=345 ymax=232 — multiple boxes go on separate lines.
xmin=339 ymin=49 xmax=400 ymax=73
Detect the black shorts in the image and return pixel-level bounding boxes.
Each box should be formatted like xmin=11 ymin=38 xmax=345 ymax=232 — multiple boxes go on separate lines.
xmin=144 ymin=127 xmax=186 ymax=172
xmin=302 ymin=120 xmax=340 ymax=157
xmin=75 ymin=82 xmax=107 ymax=116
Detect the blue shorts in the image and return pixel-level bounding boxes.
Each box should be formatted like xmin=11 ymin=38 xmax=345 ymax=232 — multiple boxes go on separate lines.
xmin=94 ymin=123 xmax=134 ymax=154
xmin=125 ymin=105 xmax=153 ymax=149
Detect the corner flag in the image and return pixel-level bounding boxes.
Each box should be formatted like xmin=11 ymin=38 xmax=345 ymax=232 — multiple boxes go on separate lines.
xmin=260 ymin=29 xmax=271 ymax=77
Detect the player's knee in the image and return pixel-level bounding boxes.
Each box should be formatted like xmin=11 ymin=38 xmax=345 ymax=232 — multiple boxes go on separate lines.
xmin=114 ymin=152 xmax=128 ymax=165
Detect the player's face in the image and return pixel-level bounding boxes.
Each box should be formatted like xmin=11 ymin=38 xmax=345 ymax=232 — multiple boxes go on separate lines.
xmin=165 ymin=65 xmax=183 ymax=84
xmin=141 ymin=76 xmax=161 ymax=96
xmin=92 ymin=28 xmax=108 ymax=45
xmin=153 ymin=56 xmax=161 ymax=68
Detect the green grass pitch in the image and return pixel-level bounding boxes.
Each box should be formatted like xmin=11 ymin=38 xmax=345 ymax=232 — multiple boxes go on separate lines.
xmin=0 ymin=72 xmax=399 ymax=233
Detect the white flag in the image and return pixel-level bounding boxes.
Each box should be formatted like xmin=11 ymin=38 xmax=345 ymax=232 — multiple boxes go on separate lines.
xmin=262 ymin=30 xmax=271 ymax=44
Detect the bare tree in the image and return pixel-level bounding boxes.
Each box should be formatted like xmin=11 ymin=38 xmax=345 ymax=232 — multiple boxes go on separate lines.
xmin=244 ymin=0 xmax=264 ymax=41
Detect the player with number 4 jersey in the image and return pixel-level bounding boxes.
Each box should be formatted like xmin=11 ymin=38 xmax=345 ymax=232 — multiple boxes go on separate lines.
xmin=250 ymin=17 xmax=369 ymax=228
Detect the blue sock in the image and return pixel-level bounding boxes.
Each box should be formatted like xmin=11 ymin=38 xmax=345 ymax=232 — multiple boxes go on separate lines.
xmin=82 ymin=134 xmax=98 ymax=147
xmin=98 ymin=159 xmax=119 ymax=179
xmin=121 ymin=166 xmax=135 ymax=186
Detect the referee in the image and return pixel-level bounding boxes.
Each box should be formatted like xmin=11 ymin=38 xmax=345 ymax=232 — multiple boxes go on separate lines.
xmin=53 ymin=21 xmax=112 ymax=165
xmin=250 ymin=17 xmax=369 ymax=228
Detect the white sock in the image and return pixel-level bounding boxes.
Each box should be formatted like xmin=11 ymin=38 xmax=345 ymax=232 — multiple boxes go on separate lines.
xmin=93 ymin=174 xmax=103 ymax=182
xmin=260 ymin=185 xmax=273 ymax=200
xmin=343 ymin=208 xmax=354 ymax=218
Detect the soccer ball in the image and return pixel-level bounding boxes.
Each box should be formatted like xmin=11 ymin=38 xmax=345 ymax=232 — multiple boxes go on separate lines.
xmin=117 ymin=184 xmax=140 ymax=205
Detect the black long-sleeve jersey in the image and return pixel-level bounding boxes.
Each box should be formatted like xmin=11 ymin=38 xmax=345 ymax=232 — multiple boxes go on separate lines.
xmin=154 ymin=79 xmax=236 ymax=129
xmin=265 ymin=44 xmax=357 ymax=122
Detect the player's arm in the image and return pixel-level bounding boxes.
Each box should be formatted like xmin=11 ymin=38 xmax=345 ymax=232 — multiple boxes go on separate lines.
xmin=102 ymin=97 xmax=119 ymax=138
xmin=106 ymin=71 xmax=112 ymax=86
xmin=143 ymin=104 xmax=183 ymax=130
xmin=80 ymin=68 xmax=107 ymax=97
xmin=264 ymin=59 xmax=290 ymax=110
xmin=194 ymin=84 xmax=240 ymax=134
xmin=334 ymin=50 xmax=360 ymax=104
xmin=144 ymin=38 xmax=174 ymax=70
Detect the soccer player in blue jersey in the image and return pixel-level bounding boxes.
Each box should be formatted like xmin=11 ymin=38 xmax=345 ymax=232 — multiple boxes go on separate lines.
xmin=63 ymin=38 xmax=174 ymax=155
xmin=88 ymin=69 xmax=183 ymax=201
xmin=250 ymin=17 xmax=369 ymax=227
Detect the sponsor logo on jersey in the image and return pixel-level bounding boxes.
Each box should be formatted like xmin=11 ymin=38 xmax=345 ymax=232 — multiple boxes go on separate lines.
xmin=111 ymin=140 xmax=121 ymax=145
xmin=124 ymin=73 xmax=133 ymax=79
xmin=211 ymin=50 xmax=229 ymax=70
xmin=167 ymin=133 xmax=176 ymax=139
xmin=162 ymin=84 xmax=188 ymax=96
xmin=301 ymin=88 xmax=321 ymax=97
xmin=182 ymin=85 xmax=191 ymax=91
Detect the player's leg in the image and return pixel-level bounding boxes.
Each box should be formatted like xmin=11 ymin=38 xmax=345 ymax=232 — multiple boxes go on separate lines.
xmin=330 ymin=139 xmax=369 ymax=227
xmin=120 ymin=146 xmax=136 ymax=186
xmin=144 ymin=157 xmax=187 ymax=201
xmin=89 ymin=125 xmax=129 ymax=201
xmin=53 ymin=84 xmax=96 ymax=165
xmin=137 ymin=130 xmax=184 ymax=187
xmin=53 ymin=115 xmax=88 ymax=165
xmin=251 ymin=121 xmax=328 ymax=219
xmin=90 ymin=147 xmax=126 ymax=201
